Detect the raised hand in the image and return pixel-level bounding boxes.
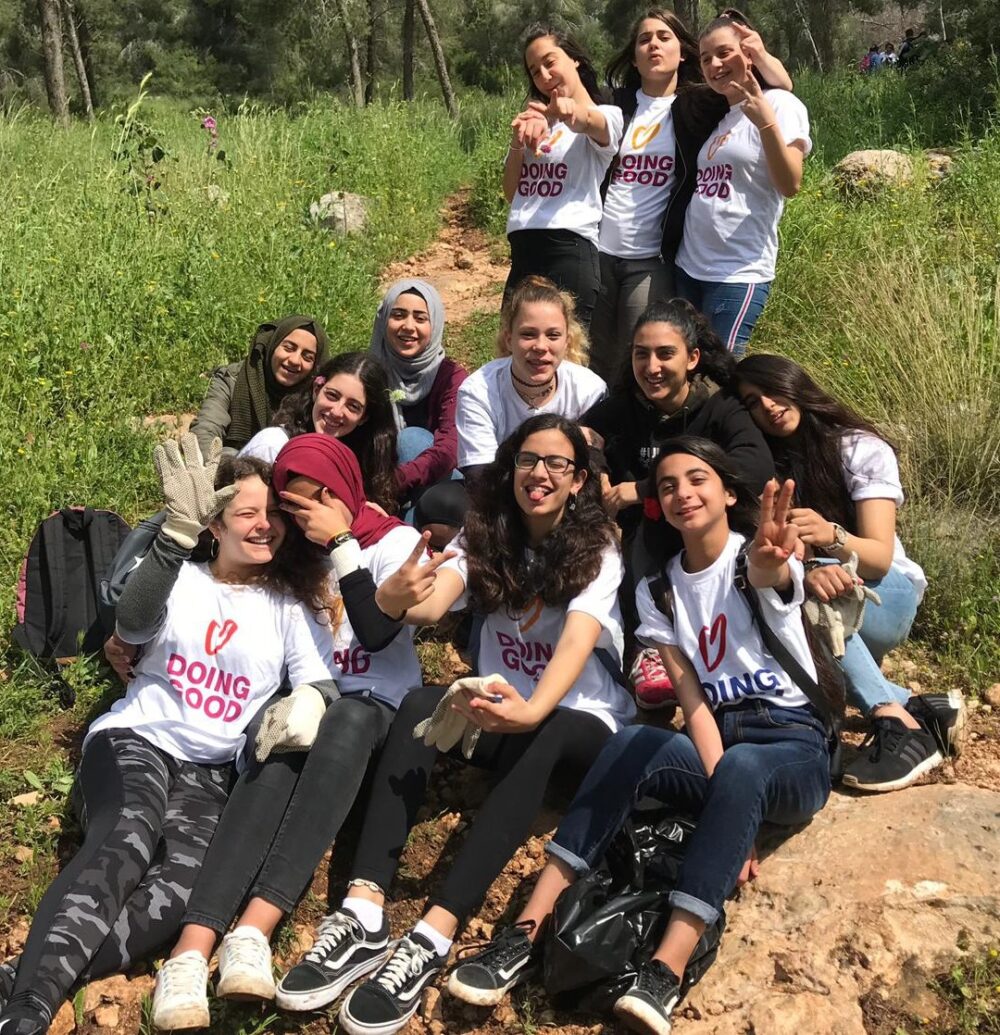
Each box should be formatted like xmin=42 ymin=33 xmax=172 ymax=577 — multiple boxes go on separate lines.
xmin=527 ymin=85 xmax=590 ymax=136
xmin=749 ymin=478 xmax=799 ymax=572
xmin=786 ymin=507 xmax=837 ymax=548
xmin=374 ymin=531 xmax=456 ymax=618
xmin=731 ymin=21 xmax=767 ymax=64
xmin=731 ymin=74 xmax=777 ymax=131
xmin=279 ymin=487 xmax=353 ymax=547
xmin=153 ymin=434 xmax=238 ymax=549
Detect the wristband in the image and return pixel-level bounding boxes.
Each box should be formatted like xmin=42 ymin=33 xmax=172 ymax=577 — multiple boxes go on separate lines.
xmin=508 ymin=143 xmax=525 ymax=152
xmin=328 ymin=535 xmax=363 ymax=580
xmin=758 ymin=121 xmax=777 ymax=131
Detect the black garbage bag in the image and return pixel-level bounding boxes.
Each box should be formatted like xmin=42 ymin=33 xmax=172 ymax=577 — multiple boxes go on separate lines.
xmin=543 ymin=809 xmax=725 ymax=1014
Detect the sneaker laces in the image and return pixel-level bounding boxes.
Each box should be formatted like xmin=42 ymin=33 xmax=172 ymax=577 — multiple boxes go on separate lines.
xmin=223 ymin=932 xmax=270 ymax=973
xmin=375 ymin=936 xmax=437 ymax=996
xmin=859 ymin=718 xmax=903 ymax=762
xmin=306 ymin=911 xmax=363 ymax=965
xmin=631 ymin=648 xmax=669 ymax=685
xmin=158 ymin=954 xmax=206 ymax=998
xmin=456 ymin=920 xmax=535 ymax=964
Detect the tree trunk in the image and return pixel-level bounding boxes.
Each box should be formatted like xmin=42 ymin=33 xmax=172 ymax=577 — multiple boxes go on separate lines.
xmin=38 ymin=0 xmax=69 ymax=125
xmin=679 ymin=0 xmax=699 ymax=36
xmin=793 ymin=0 xmax=824 ymax=70
xmin=329 ymin=0 xmax=365 ymax=107
xmin=364 ymin=0 xmax=379 ymax=105
xmin=62 ymin=0 xmax=94 ymax=121
xmin=402 ymin=0 xmax=414 ymax=100
xmin=413 ymin=0 xmax=457 ymax=118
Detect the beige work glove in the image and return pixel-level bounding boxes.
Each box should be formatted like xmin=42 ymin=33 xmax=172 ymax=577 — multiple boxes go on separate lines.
xmin=803 ymin=553 xmax=881 ymax=658
xmin=255 ymin=684 xmax=334 ymax=762
xmin=412 ymin=674 xmax=504 ymax=759
xmin=153 ymin=434 xmax=237 ymax=549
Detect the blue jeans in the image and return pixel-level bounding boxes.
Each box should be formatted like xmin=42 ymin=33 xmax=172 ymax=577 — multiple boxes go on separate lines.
xmin=547 ymin=701 xmax=830 ymax=925
xmin=674 ymin=266 xmax=771 ymax=358
xmin=839 ymin=565 xmax=917 ymax=715
xmin=397 ymin=427 xmax=461 ymax=525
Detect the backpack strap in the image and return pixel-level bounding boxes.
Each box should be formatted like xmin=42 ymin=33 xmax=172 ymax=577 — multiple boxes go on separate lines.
xmin=38 ymin=511 xmax=72 ymax=653
xmin=732 ymin=545 xmax=837 ymax=733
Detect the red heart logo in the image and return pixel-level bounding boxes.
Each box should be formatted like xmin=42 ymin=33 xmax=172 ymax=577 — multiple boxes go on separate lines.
xmin=698 ymin=614 xmax=727 ymax=673
xmin=205 ymin=619 xmax=238 ymax=656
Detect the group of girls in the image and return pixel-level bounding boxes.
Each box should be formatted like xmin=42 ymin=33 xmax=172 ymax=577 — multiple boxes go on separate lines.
xmin=0 ymin=13 xmax=962 ymax=1035
xmin=503 ymin=8 xmax=808 ymax=374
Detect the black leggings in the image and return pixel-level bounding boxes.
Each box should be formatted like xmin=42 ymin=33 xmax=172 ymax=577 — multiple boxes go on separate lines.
xmin=505 ymin=229 xmax=601 ymax=329
xmin=350 ymin=685 xmax=611 ymax=922
xmin=6 ymin=730 xmax=231 ymax=1019
xmin=184 ymin=694 xmax=395 ymax=932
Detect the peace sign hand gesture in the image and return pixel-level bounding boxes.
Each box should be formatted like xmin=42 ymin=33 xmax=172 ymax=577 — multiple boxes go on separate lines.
xmin=731 ymin=75 xmax=777 ymax=131
xmin=748 ymin=479 xmax=799 ymax=574
xmin=527 ymin=85 xmax=589 ymax=135
xmin=375 ymin=531 xmax=457 ymax=619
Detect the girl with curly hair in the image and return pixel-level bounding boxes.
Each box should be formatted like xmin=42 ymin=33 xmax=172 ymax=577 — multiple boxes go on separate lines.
xmin=274 ymin=414 xmax=634 ymax=1035
xmin=734 ymin=354 xmax=965 ymax=793
xmin=240 ymin=351 xmax=400 ymax=514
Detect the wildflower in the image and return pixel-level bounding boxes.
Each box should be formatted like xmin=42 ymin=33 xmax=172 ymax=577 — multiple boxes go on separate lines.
xmin=79 ymin=342 xmax=91 ymax=351
xmin=389 ymin=388 xmax=407 ymax=404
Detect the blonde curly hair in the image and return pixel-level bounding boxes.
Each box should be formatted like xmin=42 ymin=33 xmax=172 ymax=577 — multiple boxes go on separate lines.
xmin=496 ymin=276 xmax=590 ymax=367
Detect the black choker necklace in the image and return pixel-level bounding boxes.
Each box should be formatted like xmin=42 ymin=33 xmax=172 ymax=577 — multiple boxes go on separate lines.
xmin=511 ymin=367 xmax=556 ymax=395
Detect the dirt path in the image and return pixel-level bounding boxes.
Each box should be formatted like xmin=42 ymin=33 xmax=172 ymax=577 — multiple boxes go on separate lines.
xmin=381 ymin=187 xmax=507 ymax=324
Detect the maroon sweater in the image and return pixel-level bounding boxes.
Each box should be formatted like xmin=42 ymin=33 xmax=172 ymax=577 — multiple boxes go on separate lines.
xmin=396 ymin=358 xmax=468 ymax=495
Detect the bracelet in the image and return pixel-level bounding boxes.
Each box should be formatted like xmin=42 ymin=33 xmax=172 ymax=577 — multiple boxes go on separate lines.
xmin=328 ymin=535 xmax=363 ymax=580
xmin=758 ymin=121 xmax=777 ymax=131
xmin=347 ymin=878 xmax=384 ymax=894
xmin=508 ymin=143 xmax=525 ymax=152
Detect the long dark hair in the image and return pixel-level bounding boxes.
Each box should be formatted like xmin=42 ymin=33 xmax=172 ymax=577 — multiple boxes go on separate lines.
xmin=618 ymin=297 xmax=735 ymax=395
xmin=522 ymin=24 xmax=606 ymax=105
xmin=212 ymin=455 xmax=334 ymax=619
xmin=270 ymin=351 xmax=399 ymax=515
xmin=735 ymin=354 xmax=894 ymax=530
xmin=463 ymin=414 xmax=618 ymax=616
xmin=699 ymin=10 xmax=768 ymax=89
xmin=605 ymin=8 xmax=701 ymax=99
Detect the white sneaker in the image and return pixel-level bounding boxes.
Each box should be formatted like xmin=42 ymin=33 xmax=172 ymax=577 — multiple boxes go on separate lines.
xmin=216 ymin=926 xmax=276 ymax=1001
xmin=152 ymin=951 xmax=210 ymax=1031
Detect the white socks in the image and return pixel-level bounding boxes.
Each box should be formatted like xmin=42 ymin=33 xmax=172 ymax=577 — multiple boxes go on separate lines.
xmin=341 ymin=897 xmax=384 ymax=934
xmin=413 ymin=919 xmax=453 ymax=958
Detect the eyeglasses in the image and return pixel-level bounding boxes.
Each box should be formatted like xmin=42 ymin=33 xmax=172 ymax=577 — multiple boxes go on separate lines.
xmin=513 ymin=451 xmax=576 ymax=474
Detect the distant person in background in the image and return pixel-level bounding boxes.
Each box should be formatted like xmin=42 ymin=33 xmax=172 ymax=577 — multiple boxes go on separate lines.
xmin=368 ymin=279 xmax=468 ymax=517
xmin=241 ymin=352 xmax=400 ymax=515
xmin=190 ymin=316 xmax=329 ymax=456
xmin=859 ymin=45 xmax=878 ymax=74
xmin=882 ymin=43 xmax=898 ymax=67
xmin=503 ymin=24 xmax=624 ymax=328
xmin=898 ymin=28 xmax=923 ymax=68
xmin=869 ymin=44 xmax=885 ymax=71
xmin=671 ymin=12 xmax=811 ymax=356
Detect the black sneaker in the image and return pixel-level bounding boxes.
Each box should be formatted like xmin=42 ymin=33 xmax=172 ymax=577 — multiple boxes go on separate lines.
xmin=842 ymin=716 xmax=943 ymax=792
xmin=339 ymin=932 xmax=447 ymax=1035
xmin=0 ymin=960 xmax=17 ymax=1009
xmin=275 ymin=910 xmax=390 ymax=1012
xmin=0 ymin=993 xmax=52 ymax=1035
xmin=613 ymin=959 xmax=682 ymax=1035
xmin=447 ymin=921 xmax=537 ymax=1006
xmin=906 ymin=690 xmax=967 ymax=758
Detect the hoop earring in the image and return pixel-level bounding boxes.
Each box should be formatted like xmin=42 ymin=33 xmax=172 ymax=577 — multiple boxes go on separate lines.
xmin=210 ymin=537 xmax=220 ymax=560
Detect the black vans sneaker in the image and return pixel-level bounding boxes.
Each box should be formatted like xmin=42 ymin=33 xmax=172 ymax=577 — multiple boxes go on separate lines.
xmin=613 ymin=959 xmax=682 ymax=1035
xmin=447 ymin=922 xmax=537 ymax=1006
xmin=0 ymin=959 xmax=17 ymax=1009
xmin=842 ymin=716 xmax=943 ymax=792
xmin=275 ymin=910 xmax=390 ymax=1012
xmin=339 ymin=932 xmax=447 ymax=1035
xmin=906 ymin=690 xmax=967 ymax=758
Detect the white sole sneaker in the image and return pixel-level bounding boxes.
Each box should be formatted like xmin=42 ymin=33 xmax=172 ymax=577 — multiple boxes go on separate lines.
xmin=613 ymin=994 xmax=674 ymax=1035
xmin=216 ymin=968 xmax=276 ymax=1001
xmin=152 ymin=1001 xmax=211 ymax=1031
xmin=275 ymin=948 xmax=391 ymax=1012
xmin=841 ymin=747 xmax=944 ymax=792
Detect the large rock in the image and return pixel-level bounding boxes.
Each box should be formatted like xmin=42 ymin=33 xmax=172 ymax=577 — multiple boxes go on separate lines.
xmin=833 ymin=149 xmax=913 ymax=196
xmin=678 ymin=784 xmax=1000 ymax=1034
xmin=308 ymin=190 xmax=369 ymax=235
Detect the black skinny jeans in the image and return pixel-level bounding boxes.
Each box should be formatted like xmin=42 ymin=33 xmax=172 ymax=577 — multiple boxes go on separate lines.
xmin=183 ymin=694 xmax=395 ymax=932
xmin=350 ymin=684 xmax=612 ymax=923
xmin=504 ymin=229 xmax=601 ymax=330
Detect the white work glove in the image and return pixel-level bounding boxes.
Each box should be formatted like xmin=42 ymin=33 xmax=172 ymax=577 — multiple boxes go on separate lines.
xmin=803 ymin=553 xmax=881 ymax=658
xmin=413 ymin=674 xmax=504 ymax=759
xmin=255 ymin=684 xmax=334 ymax=762
xmin=153 ymin=434 xmax=237 ymax=549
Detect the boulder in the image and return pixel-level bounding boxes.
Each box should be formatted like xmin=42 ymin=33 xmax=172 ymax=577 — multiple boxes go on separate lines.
xmin=833 ymin=149 xmax=913 ymax=196
xmin=679 ymin=784 xmax=1000 ymax=1034
xmin=308 ymin=190 xmax=369 ymax=235
xmin=925 ymin=150 xmax=954 ymax=182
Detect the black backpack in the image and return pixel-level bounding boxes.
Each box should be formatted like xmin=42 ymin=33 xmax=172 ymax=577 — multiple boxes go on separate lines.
xmin=13 ymin=507 xmax=132 ymax=659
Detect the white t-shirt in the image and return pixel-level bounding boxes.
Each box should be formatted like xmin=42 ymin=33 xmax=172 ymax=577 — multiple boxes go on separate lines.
xmin=635 ymin=532 xmax=813 ymax=711
xmin=507 ymin=105 xmax=624 ymax=247
xmin=87 ymin=562 xmax=334 ymax=764
xmin=331 ymin=525 xmax=425 ymax=705
xmin=456 ymin=358 xmax=607 ymax=468
xmin=675 ymin=90 xmax=811 ymax=284
xmin=442 ymin=540 xmax=634 ymax=732
xmin=240 ymin=426 xmax=291 ymax=464
xmin=840 ymin=432 xmax=926 ymax=601
xmin=599 ymin=91 xmax=677 ymax=259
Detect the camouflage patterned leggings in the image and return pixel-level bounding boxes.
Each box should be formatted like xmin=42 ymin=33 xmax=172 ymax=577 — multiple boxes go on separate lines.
xmin=6 ymin=729 xmax=233 ymax=1018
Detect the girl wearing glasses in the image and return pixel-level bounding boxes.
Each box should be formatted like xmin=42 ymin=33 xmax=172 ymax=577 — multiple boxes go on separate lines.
xmin=275 ymin=414 xmax=634 ymax=1035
